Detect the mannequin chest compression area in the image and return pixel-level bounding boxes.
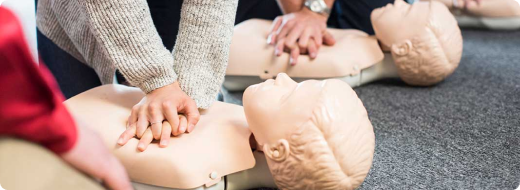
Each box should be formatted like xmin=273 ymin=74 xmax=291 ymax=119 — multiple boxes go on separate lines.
xmin=224 ymin=19 xmax=399 ymax=91
xmin=428 ymin=0 xmax=520 ymax=29
xmin=63 ymin=85 xmax=255 ymax=189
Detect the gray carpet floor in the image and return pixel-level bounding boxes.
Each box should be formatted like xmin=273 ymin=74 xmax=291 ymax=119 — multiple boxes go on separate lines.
xmin=222 ymin=29 xmax=520 ymax=189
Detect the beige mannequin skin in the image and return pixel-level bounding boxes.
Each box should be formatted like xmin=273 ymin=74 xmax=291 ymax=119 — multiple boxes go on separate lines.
xmin=243 ymin=73 xmax=375 ymax=190
xmin=434 ymin=0 xmax=520 ymax=17
xmin=224 ymin=19 xmax=395 ymax=91
xmin=64 ymin=85 xmax=259 ymax=189
xmin=372 ymin=0 xmax=463 ymax=86
xmin=64 ymin=78 xmax=375 ymax=189
xmin=225 ymin=1 xmax=462 ymax=90
xmin=428 ymin=0 xmax=520 ymax=29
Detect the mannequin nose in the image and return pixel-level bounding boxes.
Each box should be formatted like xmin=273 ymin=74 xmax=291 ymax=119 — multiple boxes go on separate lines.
xmin=275 ymin=73 xmax=297 ymax=86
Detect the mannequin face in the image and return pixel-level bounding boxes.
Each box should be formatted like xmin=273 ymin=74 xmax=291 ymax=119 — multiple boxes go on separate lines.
xmin=371 ymin=0 xmax=431 ymax=47
xmin=243 ymin=73 xmax=322 ymax=146
xmin=244 ymin=74 xmax=375 ymax=189
xmin=371 ymin=0 xmax=463 ymax=86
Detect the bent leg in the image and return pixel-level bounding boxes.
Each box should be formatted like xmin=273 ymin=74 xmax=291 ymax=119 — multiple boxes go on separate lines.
xmin=0 ymin=138 xmax=104 ymax=190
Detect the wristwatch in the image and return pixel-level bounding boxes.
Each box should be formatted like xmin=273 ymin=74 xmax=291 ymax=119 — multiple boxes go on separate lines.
xmin=304 ymin=0 xmax=331 ymax=17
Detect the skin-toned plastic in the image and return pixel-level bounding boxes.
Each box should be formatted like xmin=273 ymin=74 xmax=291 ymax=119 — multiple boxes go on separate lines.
xmin=429 ymin=0 xmax=520 ymax=29
xmin=434 ymin=0 xmax=520 ymax=17
xmin=226 ymin=19 xmax=384 ymax=80
xmin=225 ymin=10 xmax=462 ymax=90
xmin=63 ymin=85 xmax=255 ymax=189
xmin=372 ymin=0 xmax=463 ymax=86
xmin=243 ymin=73 xmax=375 ymax=190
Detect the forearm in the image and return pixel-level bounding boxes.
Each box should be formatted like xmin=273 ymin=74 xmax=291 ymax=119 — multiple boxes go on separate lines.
xmin=0 ymin=9 xmax=77 ymax=154
xmin=80 ymin=0 xmax=177 ymax=93
xmin=172 ymin=0 xmax=238 ymax=109
xmin=276 ymin=0 xmax=335 ymax=14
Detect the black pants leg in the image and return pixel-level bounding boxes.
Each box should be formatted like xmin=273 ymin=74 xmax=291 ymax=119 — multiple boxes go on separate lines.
xmin=328 ymin=0 xmax=393 ymax=35
xmin=235 ymin=0 xmax=394 ymax=35
xmin=37 ymin=30 xmax=102 ymax=99
xmin=235 ymin=0 xmax=282 ymax=25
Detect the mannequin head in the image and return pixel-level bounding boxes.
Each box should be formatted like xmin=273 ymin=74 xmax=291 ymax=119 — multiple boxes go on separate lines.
xmin=371 ymin=0 xmax=463 ymax=86
xmin=243 ymin=73 xmax=375 ymax=190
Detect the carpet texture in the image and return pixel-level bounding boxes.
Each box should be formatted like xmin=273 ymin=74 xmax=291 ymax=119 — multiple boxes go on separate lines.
xmin=222 ymin=29 xmax=520 ymax=189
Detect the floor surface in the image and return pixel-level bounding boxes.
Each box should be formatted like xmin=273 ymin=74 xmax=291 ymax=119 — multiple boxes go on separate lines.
xmin=222 ymin=28 xmax=520 ymax=189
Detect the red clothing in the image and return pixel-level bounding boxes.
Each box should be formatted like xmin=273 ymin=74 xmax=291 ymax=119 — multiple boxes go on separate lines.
xmin=0 ymin=7 xmax=77 ymax=154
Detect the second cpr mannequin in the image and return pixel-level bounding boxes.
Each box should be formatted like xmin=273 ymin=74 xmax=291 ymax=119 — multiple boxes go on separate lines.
xmin=224 ymin=0 xmax=463 ymax=91
xmin=428 ymin=0 xmax=520 ymax=30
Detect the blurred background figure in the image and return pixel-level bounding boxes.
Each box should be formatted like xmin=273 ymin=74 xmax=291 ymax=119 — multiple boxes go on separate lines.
xmin=0 ymin=7 xmax=132 ymax=190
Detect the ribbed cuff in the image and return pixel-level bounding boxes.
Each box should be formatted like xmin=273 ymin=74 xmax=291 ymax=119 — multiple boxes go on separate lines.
xmin=137 ymin=72 xmax=178 ymax=94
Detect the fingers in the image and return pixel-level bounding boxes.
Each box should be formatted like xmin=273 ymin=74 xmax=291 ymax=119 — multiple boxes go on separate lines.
xmin=322 ymin=30 xmax=336 ymax=46
xmin=148 ymin=104 xmax=164 ymax=140
xmin=159 ymin=121 xmax=171 ymax=148
xmin=308 ymin=38 xmax=318 ymax=59
xmin=136 ymin=110 xmax=149 ymax=138
xmin=298 ymin=27 xmax=314 ymax=54
xmin=138 ymin=128 xmax=153 ymax=152
xmin=268 ymin=17 xmax=283 ymax=45
xmin=162 ymin=101 xmax=180 ymax=135
xmin=275 ymin=38 xmax=285 ymax=56
xmin=275 ymin=20 xmax=293 ymax=45
xmin=289 ymin=46 xmax=300 ymax=66
xmin=313 ymin=30 xmax=323 ymax=50
xmin=127 ymin=105 xmax=138 ymax=129
xmin=177 ymin=115 xmax=188 ymax=135
xmin=117 ymin=122 xmax=136 ymax=146
xmin=181 ymin=100 xmax=200 ymax=133
xmin=284 ymin=24 xmax=304 ymax=50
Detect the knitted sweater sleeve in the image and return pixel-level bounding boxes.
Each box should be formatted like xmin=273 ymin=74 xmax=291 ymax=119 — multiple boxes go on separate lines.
xmin=173 ymin=0 xmax=238 ymax=108
xmin=81 ymin=0 xmax=238 ymax=108
xmin=81 ymin=0 xmax=177 ymax=93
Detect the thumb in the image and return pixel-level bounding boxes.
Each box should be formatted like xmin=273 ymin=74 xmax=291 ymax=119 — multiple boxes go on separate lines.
xmin=323 ymin=30 xmax=336 ymax=46
xmin=183 ymin=100 xmax=200 ymax=133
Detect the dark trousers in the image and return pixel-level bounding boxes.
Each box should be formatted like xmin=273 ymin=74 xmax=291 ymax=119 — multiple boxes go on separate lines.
xmin=37 ymin=0 xmax=391 ymax=98
xmin=235 ymin=0 xmax=394 ymax=34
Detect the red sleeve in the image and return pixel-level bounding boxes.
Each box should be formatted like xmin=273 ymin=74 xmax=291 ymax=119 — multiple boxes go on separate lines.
xmin=0 ymin=7 xmax=77 ymax=154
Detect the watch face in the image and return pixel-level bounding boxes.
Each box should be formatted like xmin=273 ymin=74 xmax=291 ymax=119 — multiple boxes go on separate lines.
xmin=310 ymin=1 xmax=322 ymax=12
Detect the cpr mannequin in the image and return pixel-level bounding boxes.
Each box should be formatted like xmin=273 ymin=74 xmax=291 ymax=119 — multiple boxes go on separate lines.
xmin=64 ymin=74 xmax=375 ymax=189
xmin=224 ymin=0 xmax=462 ymax=90
xmin=64 ymin=84 xmax=267 ymax=190
xmin=243 ymin=73 xmax=375 ymax=189
xmin=427 ymin=0 xmax=520 ymax=30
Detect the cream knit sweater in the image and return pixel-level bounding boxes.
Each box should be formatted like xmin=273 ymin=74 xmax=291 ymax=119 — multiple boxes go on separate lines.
xmin=36 ymin=0 xmax=238 ymax=108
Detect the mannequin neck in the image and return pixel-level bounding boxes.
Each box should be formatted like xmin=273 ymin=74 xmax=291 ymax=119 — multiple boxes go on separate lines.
xmin=358 ymin=53 xmax=400 ymax=85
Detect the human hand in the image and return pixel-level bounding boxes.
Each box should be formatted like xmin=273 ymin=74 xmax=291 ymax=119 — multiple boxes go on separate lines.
xmin=117 ymin=82 xmax=200 ymax=151
xmin=452 ymin=0 xmax=481 ymax=8
xmin=127 ymin=115 xmax=188 ymax=151
xmin=267 ymin=8 xmax=336 ymax=65
xmin=61 ymin=122 xmax=132 ymax=190
xmin=462 ymin=0 xmax=481 ymax=8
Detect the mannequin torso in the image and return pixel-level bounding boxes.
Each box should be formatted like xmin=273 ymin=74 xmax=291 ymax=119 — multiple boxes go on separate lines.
xmin=224 ymin=19 xmax=397 ymax=91
xmin=64 ymin=85 xmax=256 ymax=189
xmin=430 ymin=0 xmax=520 ymax=29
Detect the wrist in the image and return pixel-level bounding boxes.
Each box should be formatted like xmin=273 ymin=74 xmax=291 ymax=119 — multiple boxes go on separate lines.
xmin=151 ymin=81 xmax=180 ymax=94
xmin=301 ymin=8 xmax=328 ymax=22
xmin=303 ymin=0 xmax=331 ymax=19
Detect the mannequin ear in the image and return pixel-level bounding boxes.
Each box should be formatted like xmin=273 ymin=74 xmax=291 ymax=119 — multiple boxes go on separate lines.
xmin=391 ymin=40 xmax=413 ymax=56
xmin=263 ymin=139 xmax=290 ymax=162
